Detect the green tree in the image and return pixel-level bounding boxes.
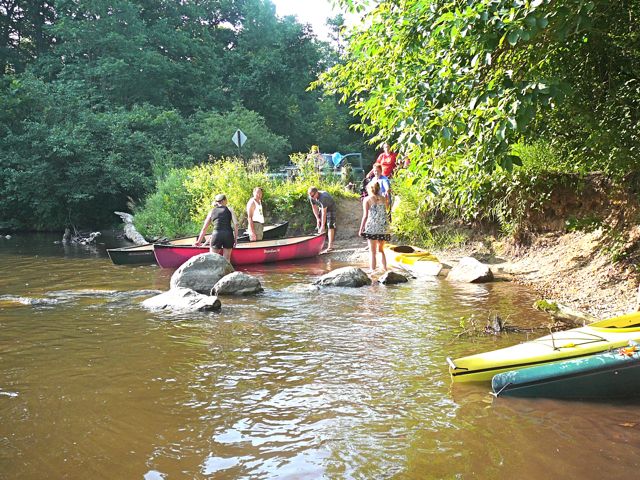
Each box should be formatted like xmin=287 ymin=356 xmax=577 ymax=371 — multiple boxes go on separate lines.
xmin=186 ymin=105 xmax=291 ymax=164
xmin=0 ymin=0 xmax=56 ymax=74
xmin=0 ymin=0 xmax=368 ymax=230
xmin=317 ymin=0 xmax=639 ymax=222
xmin=228 ymin=0 xmax=335 ymax=152
xmin=0 ymin=74 xmax=183 ymax=229
xmin=36 ymin=0 xmax=234 ymax=113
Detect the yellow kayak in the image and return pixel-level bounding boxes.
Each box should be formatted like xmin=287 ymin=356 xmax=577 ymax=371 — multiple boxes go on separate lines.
xmin=448 ymin=311 xmax=640 ymax=383
xmin=384 ymin=244 xmax=442 ymax=276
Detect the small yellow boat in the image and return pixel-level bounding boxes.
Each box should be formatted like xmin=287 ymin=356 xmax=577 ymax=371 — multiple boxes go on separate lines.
xmin=383 ymin=244 xmax=442 ymax=276
xmin=448 ymin=311 xmax=640 ymax=383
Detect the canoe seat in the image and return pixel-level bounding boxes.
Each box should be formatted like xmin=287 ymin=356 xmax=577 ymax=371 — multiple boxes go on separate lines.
xmin=393 ymin=245 xmax=416 ymax=253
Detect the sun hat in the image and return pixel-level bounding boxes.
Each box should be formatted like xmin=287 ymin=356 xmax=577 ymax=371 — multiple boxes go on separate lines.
xmin=214 ymin=193 xmax=226 ymax=203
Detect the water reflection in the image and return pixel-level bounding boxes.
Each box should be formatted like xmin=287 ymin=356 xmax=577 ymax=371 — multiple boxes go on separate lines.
xmin=2 ymin=234 xmax=639 ymax=478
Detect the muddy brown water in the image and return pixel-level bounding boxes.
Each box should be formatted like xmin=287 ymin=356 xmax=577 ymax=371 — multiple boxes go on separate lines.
xmin=1 ymin=233 xmax=640 ymax=479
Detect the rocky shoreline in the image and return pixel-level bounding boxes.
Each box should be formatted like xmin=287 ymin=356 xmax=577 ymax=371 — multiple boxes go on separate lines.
xmin=325 ymin=212 xmax=639 ymax=321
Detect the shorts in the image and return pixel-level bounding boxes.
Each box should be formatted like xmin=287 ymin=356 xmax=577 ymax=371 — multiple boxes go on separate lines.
xmin=210 ymin=230 xmax=235 ymax=249
xmin=326 ymin=209 xmax=336 ymax=229
xmin=362 ymin=233 xmax=390 ymax=241
xmin=253 ymin=222 xmax=264 ymax=241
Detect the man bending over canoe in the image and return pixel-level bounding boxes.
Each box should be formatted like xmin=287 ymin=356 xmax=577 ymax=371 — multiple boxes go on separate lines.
xmin=307 ymin=186 xmax=335 ymax=252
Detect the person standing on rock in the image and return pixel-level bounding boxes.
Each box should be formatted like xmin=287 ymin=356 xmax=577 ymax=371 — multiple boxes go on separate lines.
xmin=308 ymin=186 xmax=336 ymax=252
xmin=359 ymin=181 xmax=390 ymax=273
xmin=194 ymin=193 xmax=238 ymax=261
xmin=246 ymin=187 xmax=264 ymax=241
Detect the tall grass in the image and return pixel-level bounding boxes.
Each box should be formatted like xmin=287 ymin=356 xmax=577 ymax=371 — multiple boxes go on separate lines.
xmin=135 ymin=155 xmax=357 ymax=238
xmin=390 ymin=171 xmax=470 ymax=249
xmin=134 ymin=169 xmax=197 ymax=238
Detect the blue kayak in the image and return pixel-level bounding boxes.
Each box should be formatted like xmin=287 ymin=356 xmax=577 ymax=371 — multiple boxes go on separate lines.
xmin=492 ymin=345 xmax=640 ymax=399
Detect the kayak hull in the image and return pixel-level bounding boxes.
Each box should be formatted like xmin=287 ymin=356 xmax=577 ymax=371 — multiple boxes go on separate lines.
xmin=492 ymin=348 xmax=640 ymax=399
xmin=384 ymin=244 xmax=442 ymax=276
xmin=448 ymin=312 xmax=640 ymax=383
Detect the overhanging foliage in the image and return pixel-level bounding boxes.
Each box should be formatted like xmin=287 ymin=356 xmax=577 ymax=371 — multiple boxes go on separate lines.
xmin=318 ymin=0 xmax=638 ymax=173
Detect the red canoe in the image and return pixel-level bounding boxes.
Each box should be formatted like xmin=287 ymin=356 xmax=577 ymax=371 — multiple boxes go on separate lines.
xmin=153 ymin=234 xmax=326 ymax=268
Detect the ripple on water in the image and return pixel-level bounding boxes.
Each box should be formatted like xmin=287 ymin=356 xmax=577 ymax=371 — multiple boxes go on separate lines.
xmin=4 ymin=239 xmax=640 ymax=479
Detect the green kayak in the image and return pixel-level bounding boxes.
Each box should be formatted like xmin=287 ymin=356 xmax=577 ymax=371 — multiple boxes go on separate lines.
xmin=492 ymin=343 xmax=640 ymax=400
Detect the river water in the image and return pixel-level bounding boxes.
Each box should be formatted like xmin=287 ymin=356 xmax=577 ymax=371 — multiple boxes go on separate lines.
xmin=1 ymin=233 xmax=639 ymax=479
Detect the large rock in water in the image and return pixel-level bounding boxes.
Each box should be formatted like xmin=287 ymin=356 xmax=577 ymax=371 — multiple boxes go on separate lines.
xmin=378 ymin=271 xmax=409 ymax=285
xmin=212 ymin=272 xmax=264 ymax=296
xmin=142 ymin=287 xmax=221 ymax=312
xmin=170 ymin=253 xmax=234 ymax=294
xmin=314 ymin=266 xmax=372 ymax=287
xmin=447 ymin=256 xmax=494 ymax=283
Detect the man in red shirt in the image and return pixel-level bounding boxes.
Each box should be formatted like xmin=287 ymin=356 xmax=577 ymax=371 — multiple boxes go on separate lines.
xmin=367 ymin=143 xmax=397 ymax=179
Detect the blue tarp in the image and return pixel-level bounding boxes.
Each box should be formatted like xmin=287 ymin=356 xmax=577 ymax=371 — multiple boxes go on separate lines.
xmin=331 ymin=152 xmax=343 ymax=167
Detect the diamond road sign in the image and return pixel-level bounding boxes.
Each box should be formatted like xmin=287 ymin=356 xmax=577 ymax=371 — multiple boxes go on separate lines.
xmin=232 ymin=129 xmax=247 ymax=148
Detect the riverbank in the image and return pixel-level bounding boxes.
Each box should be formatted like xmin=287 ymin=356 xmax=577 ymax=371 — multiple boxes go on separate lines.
xmin=437 ymin=229 xmax=639 ymax=320
xmin=327 ymin=198 xmax=639 ymax=320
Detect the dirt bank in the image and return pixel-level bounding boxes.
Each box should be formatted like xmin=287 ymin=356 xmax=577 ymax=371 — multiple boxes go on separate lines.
xmin=326 ymin=197 xmax=640 ymax=320
xmin=325 ymin=197 xmax=370 ymax=263
xmin=506 ymin=230 xmax=640 ymax=319
xmin=437 ymin=230 xmax=640 ymax=320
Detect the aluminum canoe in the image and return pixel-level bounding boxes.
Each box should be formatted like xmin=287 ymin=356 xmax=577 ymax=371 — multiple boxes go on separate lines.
xmin=107 ymin=222 xmax=288 ymax=265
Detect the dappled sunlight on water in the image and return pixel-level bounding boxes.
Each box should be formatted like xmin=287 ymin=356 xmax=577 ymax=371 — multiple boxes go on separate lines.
xmin=1 ymin=233 xmax=639 ymax=478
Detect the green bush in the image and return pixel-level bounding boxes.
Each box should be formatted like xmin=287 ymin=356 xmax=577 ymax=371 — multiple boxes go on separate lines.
xmin=565 ymin=216 xmax=602 ymax=233
xmin=135 ymin=169 xmax=197 ymax=238
xmin=187 ymin=106 xmax=291 ymax=166
xmin=184 ymin=157 xmax=272 ymax=228
xmin=135 ymin=156 xmax=357 ymax=238
xmin=391 ymin=140 xmax=586 ymax=241
xmin=288 ymin=152 xmax=322 ymax=184
xmin=390 ymin=171 xmax=469 ymax=249
xmin=511 ymin=141 xmax=574 ymax=174
xmin=533 ymin=299 xmax=559 ymax=313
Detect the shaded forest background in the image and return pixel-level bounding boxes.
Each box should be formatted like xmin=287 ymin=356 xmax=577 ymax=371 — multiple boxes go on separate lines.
xmin=0 ymin=0 xmax=369 ymax=230
xmin=2 ymin=0 xmax=639 ymax=248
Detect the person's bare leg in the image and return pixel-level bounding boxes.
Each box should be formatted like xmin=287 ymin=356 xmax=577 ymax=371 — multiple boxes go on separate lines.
xmin=368 ymin=239 xmax=376 ymax=272
xmin=373 ymin=240 xmax=381 ymax=271
xmin=327 ymin=227 xmax=335 ymax=250
xmin=379 ymin=240 xmax=387 ymax=271
xmin=222 ymin=248 xmax=232 ymax=261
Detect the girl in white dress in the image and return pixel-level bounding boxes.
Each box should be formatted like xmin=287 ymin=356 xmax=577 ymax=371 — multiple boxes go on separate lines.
xmin=358 ymin=181 xmax=390 ymax=272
